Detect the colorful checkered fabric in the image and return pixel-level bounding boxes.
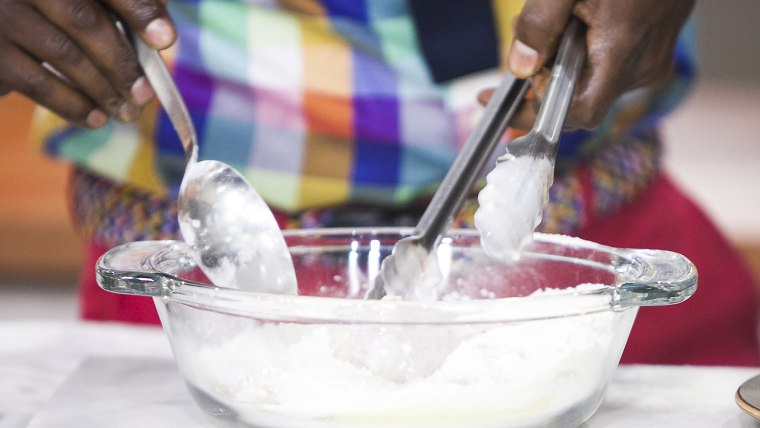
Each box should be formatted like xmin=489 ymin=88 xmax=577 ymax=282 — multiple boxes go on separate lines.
xmin=70 ymin=128 xmax=660 ymax=248
xmin=35 ymin=1 xmax=695 ymax=233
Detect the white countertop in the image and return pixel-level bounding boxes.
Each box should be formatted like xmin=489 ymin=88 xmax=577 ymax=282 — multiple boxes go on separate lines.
xmin=2 ymin=320 xmax=759 ymax=428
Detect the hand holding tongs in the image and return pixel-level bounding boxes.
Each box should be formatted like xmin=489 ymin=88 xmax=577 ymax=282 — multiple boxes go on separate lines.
xmin=505 ymin=17 xmax=586 ymax=161
xmin=367 ymin=17 xmax=585 ymax=300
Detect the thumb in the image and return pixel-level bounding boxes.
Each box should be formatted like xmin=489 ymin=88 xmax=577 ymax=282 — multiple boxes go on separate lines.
xmin=508 ymin=0 xmax=575 ymax=78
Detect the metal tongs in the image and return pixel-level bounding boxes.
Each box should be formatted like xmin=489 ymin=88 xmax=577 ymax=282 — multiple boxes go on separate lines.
xmin=505 ymin=17 xmax=585 ymax=161
xmin=367 ymin=17 xmax=585 ymax=300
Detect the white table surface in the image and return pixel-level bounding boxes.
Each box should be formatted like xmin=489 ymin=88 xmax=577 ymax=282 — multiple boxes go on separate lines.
xmin=2 ymin=320 xmax=760 ymax=428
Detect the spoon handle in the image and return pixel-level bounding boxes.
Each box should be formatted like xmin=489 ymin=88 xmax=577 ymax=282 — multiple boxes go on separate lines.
xmin=415 ymin=74 xmax=530 ymax=251
xmin=127 ymin=29 xmax=199 ymax=164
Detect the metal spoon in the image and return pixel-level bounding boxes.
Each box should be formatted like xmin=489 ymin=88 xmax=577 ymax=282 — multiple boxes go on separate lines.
xmin=130 ymin=35 xmax=297 ymax=294
xmin=366 ymin=72 xmax=530 ymax=300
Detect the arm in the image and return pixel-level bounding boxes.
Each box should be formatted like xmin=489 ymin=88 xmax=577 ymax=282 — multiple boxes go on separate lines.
xmin=0 ymin=0 xmax=175 ymax=128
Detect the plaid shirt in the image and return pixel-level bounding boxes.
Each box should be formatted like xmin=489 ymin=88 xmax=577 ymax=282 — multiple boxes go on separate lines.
xmin=33 ymin=0 xmax=695 ymax=215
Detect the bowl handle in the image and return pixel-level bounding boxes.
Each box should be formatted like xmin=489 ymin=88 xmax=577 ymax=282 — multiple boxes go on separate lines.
xmin=96 ymin=240 xmax=187 ymax=297
xmin=612 ymin=249 xmax=698 ymax=309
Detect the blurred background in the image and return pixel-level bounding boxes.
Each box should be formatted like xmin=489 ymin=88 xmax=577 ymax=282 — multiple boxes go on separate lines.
xmin=1 ymin=1 xmax=759 ymax=320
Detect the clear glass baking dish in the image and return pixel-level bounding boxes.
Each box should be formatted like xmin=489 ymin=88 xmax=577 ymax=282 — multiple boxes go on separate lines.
xmin=97 ymin=228 xmax=697 ymax=428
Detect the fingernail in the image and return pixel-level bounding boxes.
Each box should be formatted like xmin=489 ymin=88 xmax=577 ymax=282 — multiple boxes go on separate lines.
xmin=509 ymin=40 xmax=539 ymax=77
xmin=86 ymin=109 xmax=108 ymax=128
xmin=145 ymin=18 xmax=174 ymax=49
xmin=131 ymin=77 xmax=154 ymax=105
xmin=118 ymin=102 xmax=141 ymax=122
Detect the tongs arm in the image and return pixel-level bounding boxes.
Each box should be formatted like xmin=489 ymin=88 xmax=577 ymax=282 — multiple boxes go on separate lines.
xmin=531 ymin=17 xmax=586 ymax=145
xmin=415 ymin=74 xmax=530 ymax=251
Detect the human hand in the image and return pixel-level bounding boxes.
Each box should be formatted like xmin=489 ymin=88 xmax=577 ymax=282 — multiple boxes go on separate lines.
xmin=481 ymin=0 xmax=695 ymax=130
xmin=0 ymin=0 xmax=175 ymax=128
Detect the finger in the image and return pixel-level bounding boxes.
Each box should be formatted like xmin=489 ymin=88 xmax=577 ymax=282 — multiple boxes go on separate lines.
xmin=509 ymin=0 xmax=575 ymax=78
xmin=567 ymin=61 xmax=630 ymax=130
xmin=506 ymin=105 xmax=535 ymax=131
xmin=476 ymin=87 xmax=540 ymax=131
xmin=477 ymin=88 xmax=494 ymax=107
xmin=103 ymin=0 xmax=175 ymax=49
xmin=525 ymin=70 xmax=607 ymax=131
xmin=7 ymin=6 xmax=142 ymax=121
xmin=0 ymin=41 xmax=107 ymax=128
xmin=507 ymin=68 xmax=550 ymax=130
xmin=33 ymin=0 xmax=152 ymax=113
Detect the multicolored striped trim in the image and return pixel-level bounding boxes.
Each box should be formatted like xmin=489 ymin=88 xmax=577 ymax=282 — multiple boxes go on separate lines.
xmin=70 ymin=168 xmax=180 ymax=246
xmin=590 ymin=129 xmax=662 ymax=217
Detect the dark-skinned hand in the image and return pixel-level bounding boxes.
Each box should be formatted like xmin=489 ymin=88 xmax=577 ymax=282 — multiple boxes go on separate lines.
xmin=0 ymin=0 xmax=176 ymax=128
xmin=480 ymin=0 xmax=695 ymax=130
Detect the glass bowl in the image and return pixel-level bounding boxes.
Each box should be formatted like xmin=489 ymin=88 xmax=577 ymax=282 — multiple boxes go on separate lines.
xmin=96 ymin=228 xmax=697 ymax=428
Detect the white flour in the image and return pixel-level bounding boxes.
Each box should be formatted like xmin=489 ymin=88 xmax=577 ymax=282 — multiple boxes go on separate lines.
xmin=474 ymin=155 xmax=554 ymax=261
xmin=183 ymin=285 xmax=628 ymax=428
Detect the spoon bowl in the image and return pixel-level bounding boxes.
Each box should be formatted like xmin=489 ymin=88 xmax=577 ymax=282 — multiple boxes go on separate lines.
xmin=178 ymin=160 xmax=296 ymax=293
xmin=130 ymin=32 xmax=296 ymax=293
